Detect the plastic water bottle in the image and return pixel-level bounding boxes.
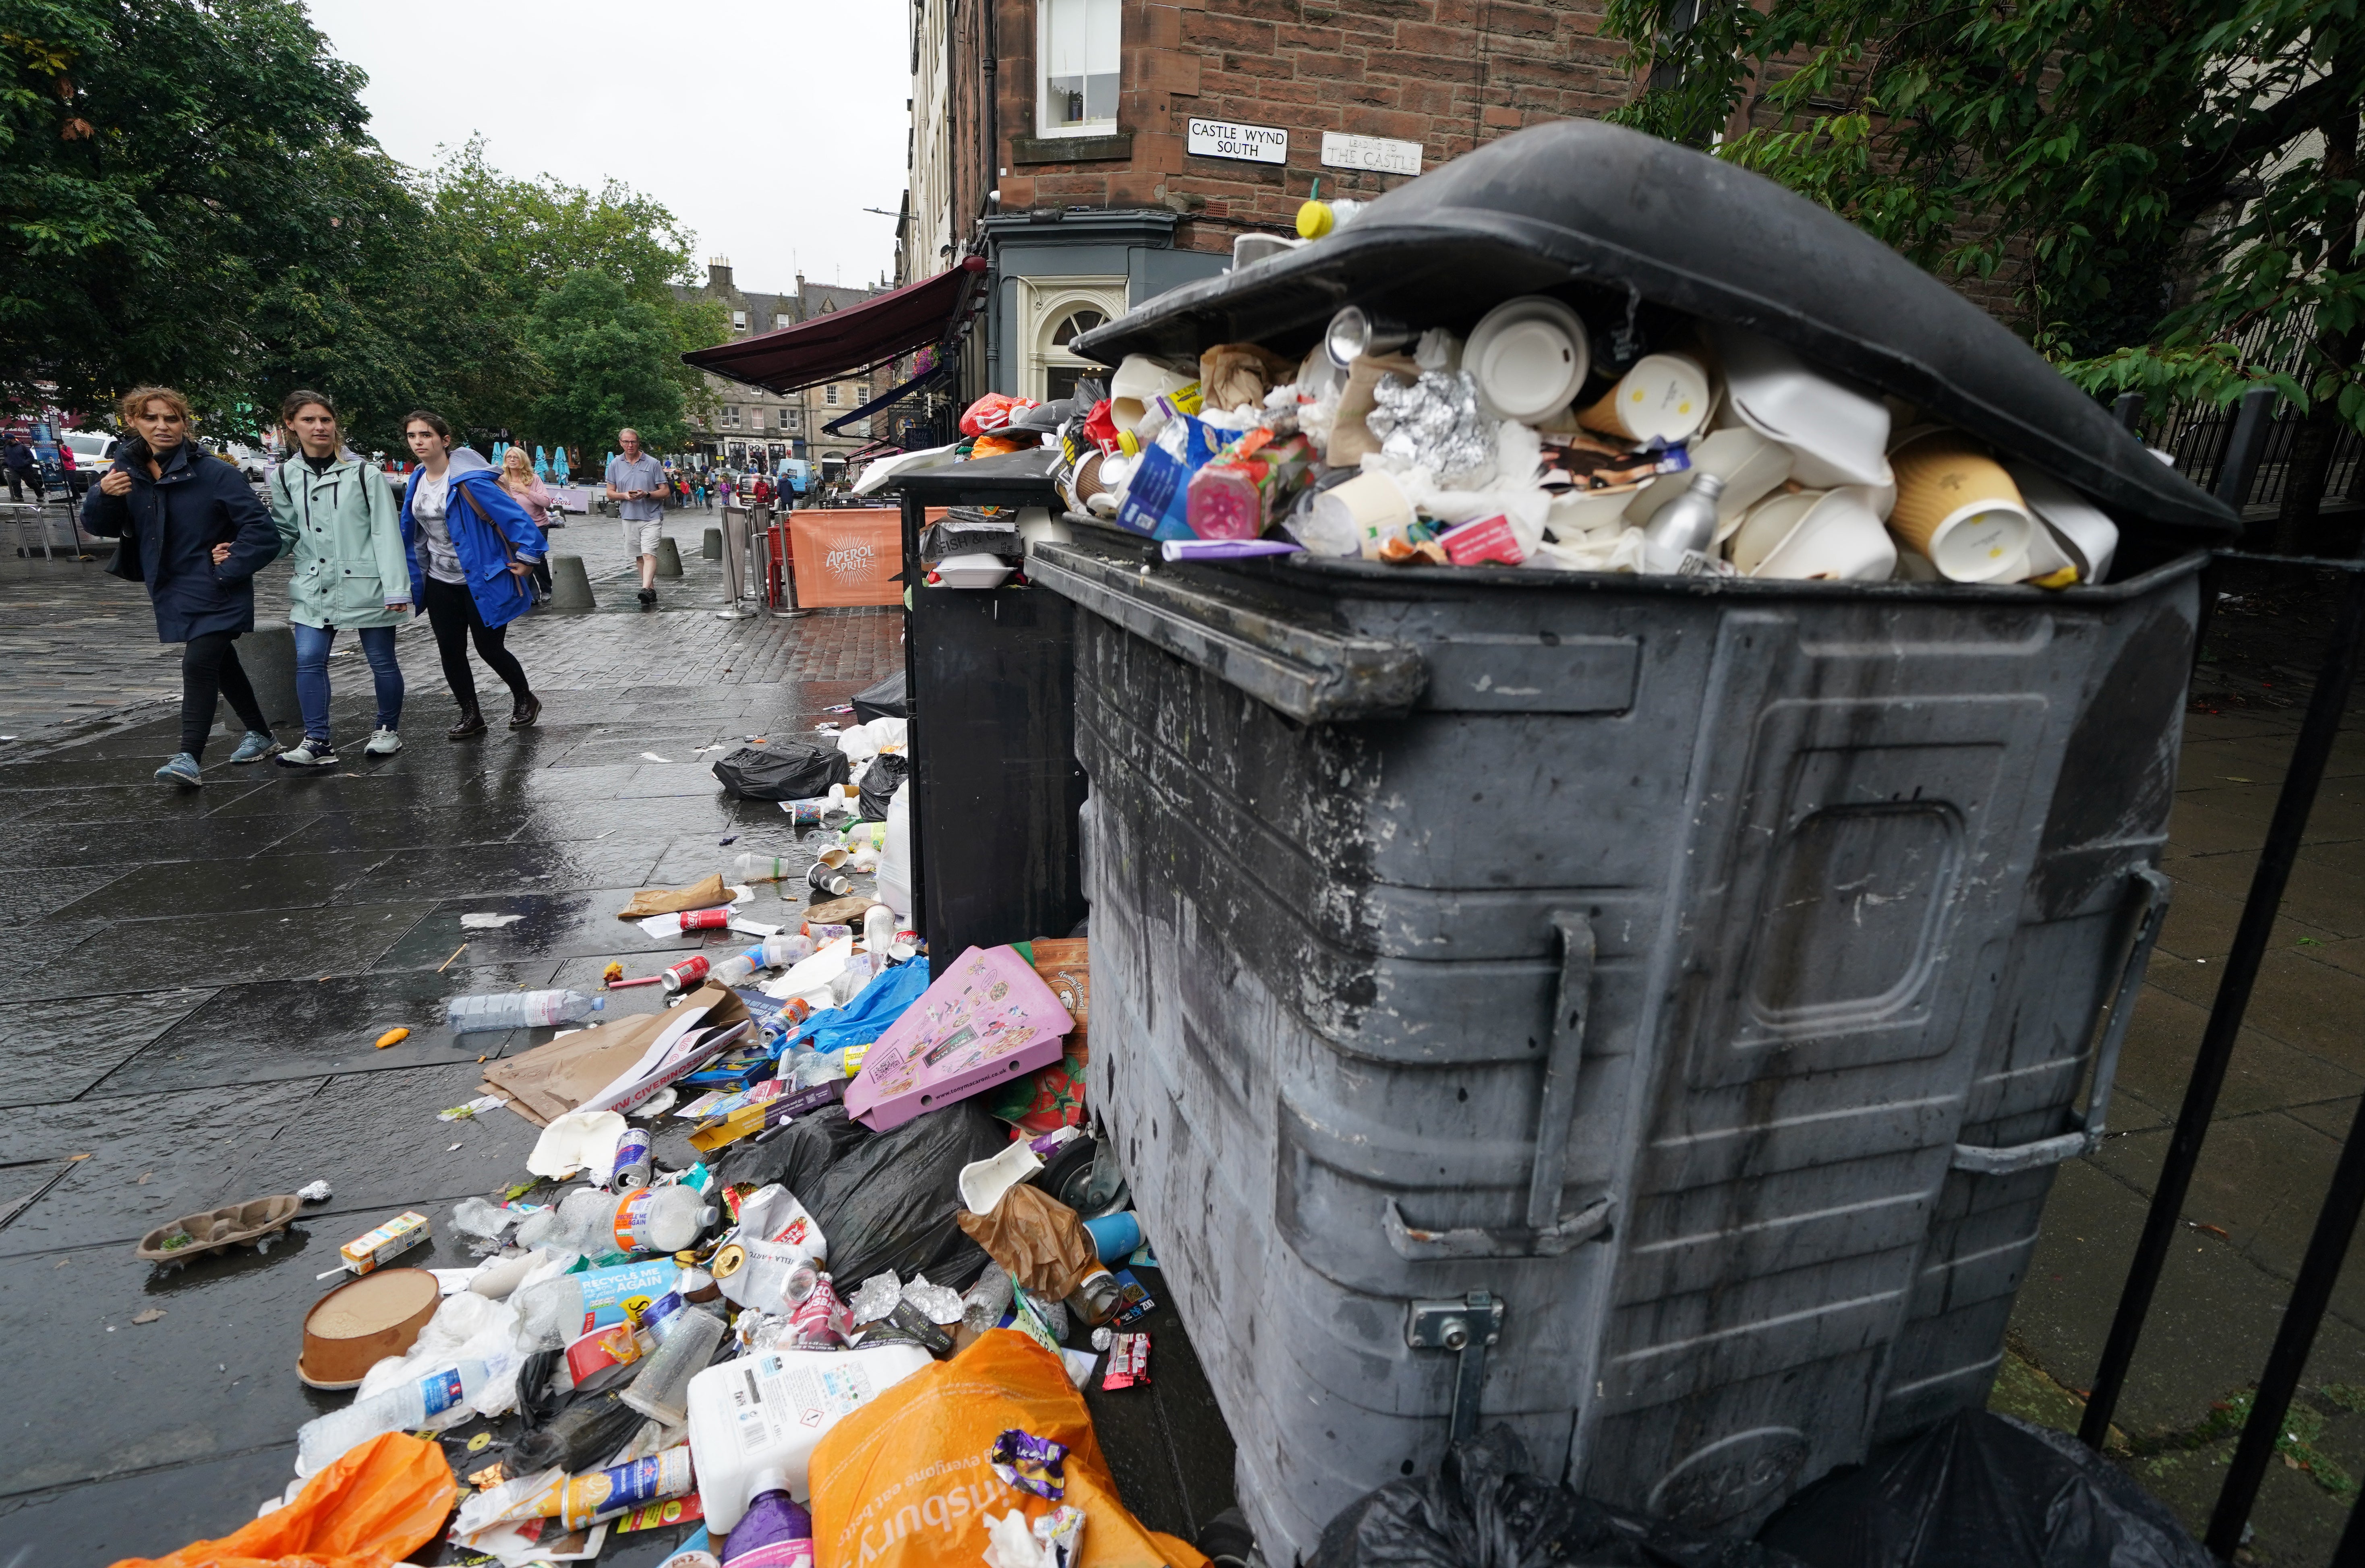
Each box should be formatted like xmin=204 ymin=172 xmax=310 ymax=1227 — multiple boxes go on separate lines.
xmin=710 ymin=944 xmax=767 ymax=989
xmin=712 ymin=932 xmax=817 ymax=987
xmin=550 ymin=1185 xmax=716 ymax=1257
xmin=446 ymin=989 xmax=601 ymax=1035
xmin=296 ymin=1360 xmax=490 ymax=1474
xmin=880 ymin=782 xmax=913 ymax=916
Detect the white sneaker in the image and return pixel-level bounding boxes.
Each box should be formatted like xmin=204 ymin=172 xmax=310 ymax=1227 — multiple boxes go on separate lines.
xmin=276 ymin=738 xmax=338 ymax=769
xmin=363 ymin=727 xmax=402 ymax=757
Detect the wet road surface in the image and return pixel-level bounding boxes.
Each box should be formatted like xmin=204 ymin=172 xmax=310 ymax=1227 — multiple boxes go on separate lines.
xmin=0 ymin=583 xmax=1236 ymax=1566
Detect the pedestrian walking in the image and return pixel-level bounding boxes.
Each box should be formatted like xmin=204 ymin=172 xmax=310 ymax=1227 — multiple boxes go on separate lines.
xmin=79 ymin=385 xmax=284 ymax=787
xmin=605 ymin=427 xmax=669 ymax=607
xmin=692 ymin=476 xmax=706 ymax=509
xmin=752 ymin=474 xmax=772 ymax=506
xmin=4 ymin=432 xmax=44 ymax=503
xmin=497 ymin=447 xmax=558 ymax=600
xmin=399 ymin=411 xmax=545 ymax=738
xmin=267 ymin=389 xmax=409 ymax=768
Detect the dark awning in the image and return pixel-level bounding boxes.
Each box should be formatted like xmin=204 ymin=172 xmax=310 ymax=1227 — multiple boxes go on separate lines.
xmin=685 ymin=256 xmax=987 ymax=395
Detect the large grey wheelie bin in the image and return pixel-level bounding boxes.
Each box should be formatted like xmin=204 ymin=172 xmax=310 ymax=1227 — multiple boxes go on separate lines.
xmin=1029 ymin=119 xmax=2238 ymax=1564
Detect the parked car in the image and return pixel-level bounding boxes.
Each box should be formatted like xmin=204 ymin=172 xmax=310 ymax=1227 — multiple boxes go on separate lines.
xmin=60 ymin=429 xmax=116 ymax=497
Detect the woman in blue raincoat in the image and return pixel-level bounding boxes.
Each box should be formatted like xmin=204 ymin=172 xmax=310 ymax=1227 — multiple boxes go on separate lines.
xmin=79 ymin=385 xmax=284 ymax=787
xmin=398 ymin=410 xmax=546 ymax=738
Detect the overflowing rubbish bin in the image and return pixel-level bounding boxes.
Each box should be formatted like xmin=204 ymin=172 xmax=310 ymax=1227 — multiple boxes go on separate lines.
xmin=1030 ymin=118 xmax=2235 ymax=1562
xmin=887 ymin=448 xmax=1091 ymax=970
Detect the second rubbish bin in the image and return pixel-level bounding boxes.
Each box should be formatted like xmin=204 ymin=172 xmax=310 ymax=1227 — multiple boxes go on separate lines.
xmin=1035 ymin=117 xmax=2232 ymax=1562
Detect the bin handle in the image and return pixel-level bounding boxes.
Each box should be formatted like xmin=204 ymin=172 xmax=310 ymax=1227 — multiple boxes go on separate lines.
xmin=1951 ymin=867 xmax=2171 ymax=1177
xmin=1384 ymin=911 xmax=1615 ymax=1260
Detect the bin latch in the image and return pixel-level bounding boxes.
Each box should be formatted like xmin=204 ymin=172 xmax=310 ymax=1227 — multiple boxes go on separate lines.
xmin=1408 ymin=1291 xmax=1506 ymax=1445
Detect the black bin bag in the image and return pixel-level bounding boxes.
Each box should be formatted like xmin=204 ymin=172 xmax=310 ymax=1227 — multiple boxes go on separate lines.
xmin=851 ymin=669 xmax=907 ymax=722
xmin=858 ymin=753 xmax=909 ymax=822
xmin=712 ymin=1101 xmax=1008 ymax=1290
xmin=711 ymin=741 xmax=849 ymax=801
xmin=1757 ymin=1411 xmax=2211 ymax=1568
xmin=1313 ymin=1425 xmax=1803 ymax=1568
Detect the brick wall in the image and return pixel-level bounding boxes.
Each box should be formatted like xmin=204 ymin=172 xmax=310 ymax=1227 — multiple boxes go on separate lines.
xmin=994 ymin=0 xmax=1629 ymax=254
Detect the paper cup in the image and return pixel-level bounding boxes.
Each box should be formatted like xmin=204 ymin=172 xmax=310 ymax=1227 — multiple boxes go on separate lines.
xmin=1577 ymin=353 xmax=1711 ymax=445
xmin=1726 ymin=489 xmax=1820 ymax=577
xmin=1624 ymin=427 xmax=1795 ymax=541
xmin=1466 ymin=296 xmax=1591 ymax=423
xmin=1309 ymin=470 xmax=1415 ymax=559
xmin=2005 ymin=461 xmax=2119 ymax=582
xmin=1887 ymin=433 xmax=2034 ymax=583
xmin=1752 ymin=487 xmax=1897 ymax=581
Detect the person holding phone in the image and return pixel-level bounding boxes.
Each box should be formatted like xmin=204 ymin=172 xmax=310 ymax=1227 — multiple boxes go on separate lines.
xmin=80 ymin=385 xmax=283 ymax=786
xmin=605 ymin=426 xmax=668 ymax=607
xmin=399 ymin=410 xmax=545 ymax=738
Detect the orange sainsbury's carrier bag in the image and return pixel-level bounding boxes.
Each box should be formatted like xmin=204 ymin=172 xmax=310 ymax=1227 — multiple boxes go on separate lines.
xmin=109 ymin=1431 xmax=455 ymax=1568
xmin=807 ymin=1328 xmax=1208 ymax=1568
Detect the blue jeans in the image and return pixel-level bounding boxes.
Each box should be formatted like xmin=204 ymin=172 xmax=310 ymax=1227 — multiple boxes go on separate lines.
xmin=292 ymin=622 xmax=403 ymax=742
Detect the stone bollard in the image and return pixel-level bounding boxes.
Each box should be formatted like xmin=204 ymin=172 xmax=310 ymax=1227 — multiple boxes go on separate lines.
xmin=654 ymin=536 xmax=683 ymax=578
xmin=702 ymin=527 xmax=723 ymax=560
xmin=546 ymin=553 xmax=596 ymax=612
xmin=234 ymin=620 xmax=302 ymax=729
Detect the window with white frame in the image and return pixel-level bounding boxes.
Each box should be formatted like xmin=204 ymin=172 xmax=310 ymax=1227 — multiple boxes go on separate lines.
xmin=721 ymin=405 xmax=741 ymax=428
xmin=776 ymin=312 xmax=794 ymax=330
xmin=750 ymin=408 xmax=766 ymax=431
xmin=1020 ymin=277 xmax=1127 ymax=401
xmin=732 ymin=310 xmax=748 ymax=331
xmin=786 ymin=408 xmax=802 ymax=433
xmin=1037 ymin=0 xmax=1118 ymax=137
xmin=824 ymin=384 xmax=839 ymax=406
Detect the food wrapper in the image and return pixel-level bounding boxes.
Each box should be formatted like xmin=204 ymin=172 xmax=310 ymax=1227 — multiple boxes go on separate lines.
xmin=903 ymin=1272 xmax=967 ymax=1325
xmin=990 ymin=1428 xmax=1069 ymax=1500
xmin=850 ymin=1270 xmax=904 ymax=1325
xmin=1367 ymin=370 xmax=1500 ymax=487
xmin=1101 ymin=1332 xmax=1151 ymax=1390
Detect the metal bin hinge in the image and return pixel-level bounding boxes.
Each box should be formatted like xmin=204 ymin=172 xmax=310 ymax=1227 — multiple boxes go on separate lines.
xmin=1407 ymin=1291 xmax=1506 ymax=1445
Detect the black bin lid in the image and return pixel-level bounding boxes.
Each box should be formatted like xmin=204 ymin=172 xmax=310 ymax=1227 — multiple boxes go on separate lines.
xmin=1071 ymin=120 xmax=2231 ymax=540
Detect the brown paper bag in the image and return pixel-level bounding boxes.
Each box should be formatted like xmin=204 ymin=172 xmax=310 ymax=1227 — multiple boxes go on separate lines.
xmin=616 ymin=874 xmax=729 ymax=919
xmin=955 ymin=1184 xmax=1100 ymax=1300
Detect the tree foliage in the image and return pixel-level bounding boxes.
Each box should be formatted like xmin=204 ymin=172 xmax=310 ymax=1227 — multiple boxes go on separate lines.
xmin=3 ymin=1 xmax=723 ymax=459
xmin=1603 ymin=0 xmax=2364 ymax=444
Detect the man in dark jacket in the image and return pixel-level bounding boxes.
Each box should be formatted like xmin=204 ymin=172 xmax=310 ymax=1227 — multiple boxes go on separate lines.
xmin=3 ymin=433 xmax=42 ymax=503
xmin=81 ymin=386 xmax=285 ymax=786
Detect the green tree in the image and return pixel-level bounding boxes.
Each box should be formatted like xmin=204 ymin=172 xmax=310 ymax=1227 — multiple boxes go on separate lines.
xmin=0 ymin=0 xmax=394 ymax=427
xmin=524 ymin=269 xmax=692 ymax=458
xmin=1605 ymin=0 xmax=2363 ymax=538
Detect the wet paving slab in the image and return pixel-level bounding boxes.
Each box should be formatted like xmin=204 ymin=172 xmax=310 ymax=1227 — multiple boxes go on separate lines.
xmin=0 ymin=605 xmax=1246 ymax=1567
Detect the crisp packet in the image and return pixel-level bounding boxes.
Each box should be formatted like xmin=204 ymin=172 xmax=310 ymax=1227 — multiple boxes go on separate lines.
xmin=990 ymin=1428 xmax=1069 ymax=1500
xmin=1102 ymin=1332 xmax=1151 ymax=1390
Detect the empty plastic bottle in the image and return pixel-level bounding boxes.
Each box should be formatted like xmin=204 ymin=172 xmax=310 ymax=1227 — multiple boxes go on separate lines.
xmin=710 ymin=932 xmax=818 ymax=988
xmin=296 ymin=1359 xmax=491 ymax=1474
xmin=446 ymin=989 xmax=601 ymax=1035
xmin=549 ymin=1185 xmax=716 ymax=1258
xmin=622 ymin=1305 xmax=727 ymax=1426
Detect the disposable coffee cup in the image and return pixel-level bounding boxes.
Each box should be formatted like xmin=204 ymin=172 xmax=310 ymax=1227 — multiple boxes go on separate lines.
xmin=1308 ymin=470 xmax=1415 ymax=559
xmin=1577 ymin=353 xmax=1712 ymax=445
xmin=1887 ymin=433 xmax=2034 ymax=583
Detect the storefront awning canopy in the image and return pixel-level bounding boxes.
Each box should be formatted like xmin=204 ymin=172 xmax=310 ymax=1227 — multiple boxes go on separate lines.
xmin=685 ymin=257 xmax=987 ymax=395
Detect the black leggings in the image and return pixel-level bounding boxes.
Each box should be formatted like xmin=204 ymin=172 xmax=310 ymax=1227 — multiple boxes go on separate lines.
xmin=422 ymin=575 xmax=531 ymax=713
xmin=181 ymin=631 xmax=269 ymax=759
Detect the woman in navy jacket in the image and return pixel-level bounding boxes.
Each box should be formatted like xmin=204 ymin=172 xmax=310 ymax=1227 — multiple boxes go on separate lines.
xmin=79 ymin=385 xmax=284 ymax=786
xmin=398 ymin=410 xmax=546 ymax=737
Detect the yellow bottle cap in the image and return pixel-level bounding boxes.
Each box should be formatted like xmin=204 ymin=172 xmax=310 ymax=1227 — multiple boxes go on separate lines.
xmin=1296 ymin=199 xmax=1335 ymax=240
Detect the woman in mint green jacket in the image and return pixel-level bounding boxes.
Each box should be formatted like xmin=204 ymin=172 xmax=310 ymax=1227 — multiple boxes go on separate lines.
xmin=266 ymin=389 xmax=411 ymax=767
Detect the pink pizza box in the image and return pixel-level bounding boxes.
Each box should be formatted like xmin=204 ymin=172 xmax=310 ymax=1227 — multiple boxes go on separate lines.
xmin=843 ymin=945 xmax=1076 ymax=1132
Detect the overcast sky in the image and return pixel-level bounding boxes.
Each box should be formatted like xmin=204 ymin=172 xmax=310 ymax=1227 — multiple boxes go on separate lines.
xmin=307 ymin=0 xmax=910 ymax=294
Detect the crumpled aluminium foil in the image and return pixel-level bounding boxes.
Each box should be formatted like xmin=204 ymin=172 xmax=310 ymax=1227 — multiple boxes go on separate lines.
xmin=1367 ymin=370 xmax=1500 ymax=487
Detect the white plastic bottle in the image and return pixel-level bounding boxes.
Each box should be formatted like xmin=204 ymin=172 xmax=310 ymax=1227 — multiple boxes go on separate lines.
xmin=878 ymin=780 xmax=913 ymax=916
xmin=553 ymin=1185 xmax=717 ymax=1257
xmin=296 ymin=1359 xmax=490 ymax=1474
xmin=711 ymin=932 xmax=819 ymax=988
xmin=686 ymin=1345 xmax=935 ymax=1526
xmin=446 ymin=990 xmax=601 ymax=1035
xmin=731 ymin=852 xmax=795 ymax=884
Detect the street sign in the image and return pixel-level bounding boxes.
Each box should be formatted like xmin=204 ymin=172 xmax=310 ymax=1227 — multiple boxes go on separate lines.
xmin=1320 ymin=131 xmax=1423 ymax=176
xmin=1188 ymin=117 xmax=1288 ymax=165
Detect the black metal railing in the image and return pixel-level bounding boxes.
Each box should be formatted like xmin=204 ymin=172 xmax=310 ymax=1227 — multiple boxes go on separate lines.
xmin=2078 ymin=390 xmax=2365 ymax=1561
